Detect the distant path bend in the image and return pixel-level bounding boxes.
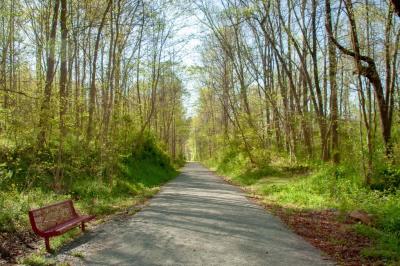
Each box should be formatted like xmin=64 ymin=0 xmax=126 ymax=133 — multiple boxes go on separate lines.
xmin=57 ymin=162 xmax=332 ymax=265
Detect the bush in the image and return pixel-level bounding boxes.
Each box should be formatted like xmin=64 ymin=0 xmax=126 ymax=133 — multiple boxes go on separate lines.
xmin=0 ymin=133 xmax=178 ymax=233
xmin=210 ymin=154 xmax=400 ymax=262
xmin=0 ymin=188 xmax=67 ymax=231
xmin=173 ymin=154 xmax=186 ymax=168
xmin=371 ymin=166 xmax=400 ymax=192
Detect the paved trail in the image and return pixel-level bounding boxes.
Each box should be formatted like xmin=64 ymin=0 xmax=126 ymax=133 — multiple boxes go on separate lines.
xmin=57 ymin=163 xmax=332 ymax=265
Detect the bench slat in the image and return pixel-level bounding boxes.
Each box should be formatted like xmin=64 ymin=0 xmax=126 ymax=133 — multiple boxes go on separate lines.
xmin=44 ymin=215 xmax=94 ymax=235
xmin=28 ymin=200 xmax=95 ymax=252
xmin=29 ymin=200 xmax=77 ymax=233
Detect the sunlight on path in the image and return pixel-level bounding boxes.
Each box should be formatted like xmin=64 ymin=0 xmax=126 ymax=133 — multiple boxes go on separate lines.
xmin=56 ymin=163 xmax=332 ymax=265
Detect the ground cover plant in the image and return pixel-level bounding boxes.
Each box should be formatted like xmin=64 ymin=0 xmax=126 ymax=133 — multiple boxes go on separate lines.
xmin=203 ymin=149 xmax=400 ymax=264
xmin=0 ymin=134 xmax=181 ymax=263
xmin=1 ymin=0 xmax=400 ymax=265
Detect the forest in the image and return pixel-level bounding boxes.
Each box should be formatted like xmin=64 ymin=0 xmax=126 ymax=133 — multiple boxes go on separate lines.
xmin=190 ymin=0 xmax=400 ymax=263
xmin=0 ymin=0 xmax=399 ymax=265
xmin=0 ymin=0 xmax=190 ymax=261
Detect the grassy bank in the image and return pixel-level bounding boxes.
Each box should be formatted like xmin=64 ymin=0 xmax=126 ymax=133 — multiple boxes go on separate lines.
xmin=0 ymin=157 xmax=178 ymax=231
xmin=204 ymin=154 xmax=400 ymax=264
xmin=0 ymin=135 xmax=181 ymax=263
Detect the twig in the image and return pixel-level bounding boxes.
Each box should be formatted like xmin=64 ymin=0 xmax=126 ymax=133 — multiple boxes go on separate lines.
xmin=0 ymin=88 xmax=38 ymax=99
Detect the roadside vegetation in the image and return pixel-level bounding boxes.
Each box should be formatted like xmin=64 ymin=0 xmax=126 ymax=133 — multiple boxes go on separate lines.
xmin=203 ymin=149 xmax=400 ymax=264
xmin=0 ymin=134 xmax=182 ymax=263
xmin=1 ymin=0 xmax=400 ymax=265
xmin=0 ymin=0 xmax=189 ymax=263
xmin=0 ymin=135 xmax=179 ymax=232
xmin=191 ymin=0 xmax=400 ymax=264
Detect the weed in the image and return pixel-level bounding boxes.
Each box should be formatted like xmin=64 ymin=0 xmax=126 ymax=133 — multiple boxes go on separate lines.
xmin=207 ymin=151 xmax=400 ymax=264
xmin=21 ymin=254 xmax=55 ymax=266
xmin=71 ymin=251 xmax=84 ymax=258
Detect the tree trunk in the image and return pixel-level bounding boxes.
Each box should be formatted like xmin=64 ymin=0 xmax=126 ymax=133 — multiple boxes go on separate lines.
xmin=55 ymin=0 xmax=68 ymax=190
xmin=87 ymin=0 xmax=112 ymax=142
xmin=37 ymin=0 xmax=60 ymax=147
xmin=325 ymin=0 xmax=340 ymax=164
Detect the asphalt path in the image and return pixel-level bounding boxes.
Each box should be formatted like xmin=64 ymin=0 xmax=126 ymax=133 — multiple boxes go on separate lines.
xmin=56 ymin=162 xmax=332 ymax=265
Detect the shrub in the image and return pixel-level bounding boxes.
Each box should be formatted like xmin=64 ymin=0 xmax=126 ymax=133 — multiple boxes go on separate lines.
xmin=371 ymin=167 xmax=400 ymax=192
xmin=0 ymin=132 xmax=178 ymax=233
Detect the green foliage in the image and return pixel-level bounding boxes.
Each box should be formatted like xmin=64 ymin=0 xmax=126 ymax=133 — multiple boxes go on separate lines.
xmin=207 ymin=147 xmax=400 ymax=263
xmin=21 ymin=254 xmax=55 ymax=266
xmin=371 ymin=166 xmax=400 ymax=192
xmin=173 ymin=153 xmax=186 ymax=168
xmin=0 ymin=189 xmax=68 ymax=232
xmin=0 ymin=134 xmax=178 ymax=232
xmin=205 ymin=143 xmax=252 ymax=175
xmin=356 ymin=224 xmax=400 ymax=261
xmin=129 ymin=134 xmax=174 ymax=171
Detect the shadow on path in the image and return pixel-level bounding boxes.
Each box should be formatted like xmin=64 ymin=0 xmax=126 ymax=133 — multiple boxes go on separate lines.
xmin=56 ymin=163 xmax=332 ymax=266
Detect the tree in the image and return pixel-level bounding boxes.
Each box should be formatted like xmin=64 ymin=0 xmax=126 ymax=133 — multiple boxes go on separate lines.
xmin=325 ymin=0 xmax=397 ymax=157
xmin=37 ymin=0 xmax=60 ymax=147
xmin=325 ymin=0 xmax=339 ymax=164
xmin=87 ymin=0 xmax=112 ymax=142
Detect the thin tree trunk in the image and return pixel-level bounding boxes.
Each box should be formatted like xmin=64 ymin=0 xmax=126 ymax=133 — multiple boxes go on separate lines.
xmin=37 ymin=0 xmax=60 ymax=147
xmin=55 ymin=0 xmax=68 ymax=190
xmin=325 ymin=0 xmax=339 ymax=164
xmin=87 ymin=0 xmax=112 ymax=142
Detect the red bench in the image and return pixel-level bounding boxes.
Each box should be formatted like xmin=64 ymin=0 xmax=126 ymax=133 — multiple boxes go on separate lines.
xmin=28 ymin=200 xmax=95 ymax=252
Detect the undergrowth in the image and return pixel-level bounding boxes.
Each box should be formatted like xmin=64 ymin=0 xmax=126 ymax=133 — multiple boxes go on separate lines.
xmin=0 ymin=134 xmax=179 ymax=235
xmin=204 ymin=147 xmax=400 ymax=263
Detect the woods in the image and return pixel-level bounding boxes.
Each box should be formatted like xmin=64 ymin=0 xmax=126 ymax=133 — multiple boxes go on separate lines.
xmin=0 ymin=0 xmax=400 ymax=264
xmin=0 ymin=0 xmax=189 ymax=189
xmin=0 ymin=0 xmax=190 ymax=251
xmin=192 ymin=0 xmax=399 ymax=185
xmin=190 ymin=0 xmax=400 ymax=262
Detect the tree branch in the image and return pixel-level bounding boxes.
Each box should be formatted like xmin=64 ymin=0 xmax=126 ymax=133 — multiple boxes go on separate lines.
xmin=0 ymin=88 xmax=38 ymax=99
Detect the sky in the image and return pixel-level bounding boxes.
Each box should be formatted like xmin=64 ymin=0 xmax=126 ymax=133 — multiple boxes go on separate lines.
xmin=169 ymin=3 xmax=207 ymax=118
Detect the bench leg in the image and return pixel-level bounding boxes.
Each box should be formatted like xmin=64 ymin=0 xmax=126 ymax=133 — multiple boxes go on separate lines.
xmin=81 ymin=222 xmax=86 ymax=232
xmin=45 ymin=237 xmax=51 ymax=253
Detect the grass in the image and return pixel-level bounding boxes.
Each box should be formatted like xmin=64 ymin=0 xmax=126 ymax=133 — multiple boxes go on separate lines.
xmin=5 ymin=159 xmax=178 ymax=265
xmin=6 ymin=157 xmax=178 ymax=265
xmin=205 ymin=154 xmax=400 ymax=263
xmin=355 ymin=224 xmax=400 ymax=263
xmin=0 ymin=136 xmax=181 ymax=264
xmin=0 ymin=159 xmax=178 ymax=232
xmin=71 ymin=251 xmax=85 ymax=258
xmin=21 ymin=254 xmax=56 ymax=266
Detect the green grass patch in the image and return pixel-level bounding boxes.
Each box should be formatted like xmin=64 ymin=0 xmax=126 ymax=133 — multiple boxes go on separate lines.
xmin=20 ymin=253 xmax=56 ymax=266
xmin=1 ymin=134 xmax=180 ymax=264
xmin=0 ymin=157 xmax=177 ymax=232
xmin=205 ymin=150 xmax=400 ymax=264
xmin=355 ymin=224 xmax=400 ymax=262
xmin=71 ymin=251 xmax=85 ymax=258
